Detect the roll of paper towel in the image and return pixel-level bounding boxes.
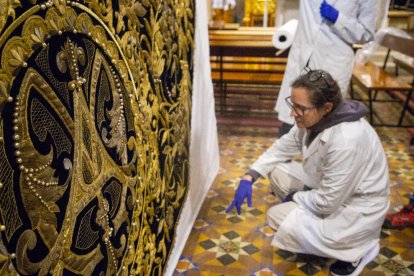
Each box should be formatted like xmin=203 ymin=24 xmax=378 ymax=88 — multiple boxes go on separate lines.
xmin=272 ymin=19 xmax=299 ymax=56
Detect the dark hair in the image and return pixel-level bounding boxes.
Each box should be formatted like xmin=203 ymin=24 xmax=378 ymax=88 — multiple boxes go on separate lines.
xmin=291 ymin=69 xmax=342 ymax=109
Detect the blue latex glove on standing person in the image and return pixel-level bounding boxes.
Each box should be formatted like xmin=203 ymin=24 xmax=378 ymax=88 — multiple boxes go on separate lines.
xmin=320 ymin=0 xmax=339 ymax=23
xmin=226 ymin=179 xmax=252 ymax=214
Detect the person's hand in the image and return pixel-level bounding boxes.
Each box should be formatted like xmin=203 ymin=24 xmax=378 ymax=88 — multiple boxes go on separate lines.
xmin=320 ymin=1 xmax=339 ymax=23
xmin=282 ymin=192 xmax=296 ymax=203
xmin=226 ymin=179 xmax=253 ymax=215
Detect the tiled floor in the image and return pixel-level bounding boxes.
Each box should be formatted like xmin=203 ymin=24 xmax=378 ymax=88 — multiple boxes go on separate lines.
xmin=174 ymin=117 xmax=414 ymax=275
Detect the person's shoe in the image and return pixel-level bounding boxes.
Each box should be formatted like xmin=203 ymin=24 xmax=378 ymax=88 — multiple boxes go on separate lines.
xmin=330 ymin=243 xmax=379 ymax=276
xmin=399 ymin=203 xmax=413 ymax=212
xmin=383 ymin=204 xmax=414 ymax=229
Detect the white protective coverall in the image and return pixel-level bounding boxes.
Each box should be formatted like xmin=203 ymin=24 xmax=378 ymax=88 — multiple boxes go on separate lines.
xmin=250 ymin=119 xmax=390 ymax=262
xmin=275 ymin=0 xmax=380 ymax=125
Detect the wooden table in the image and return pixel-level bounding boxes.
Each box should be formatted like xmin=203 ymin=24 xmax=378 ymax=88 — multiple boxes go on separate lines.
xmin=209 ymin=27 xmax=278 ymax=57
xmin=209 ymin=27 xmax=288 ymax=111
xmin=351 ymin=33 xmax=414 ymax=127
xmin=388 ymin=10 xmax=414 ymax=30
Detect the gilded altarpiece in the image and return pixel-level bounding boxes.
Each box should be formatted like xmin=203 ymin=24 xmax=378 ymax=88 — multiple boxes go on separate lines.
xmin=0 ymin=0 xmax=194 ymax=275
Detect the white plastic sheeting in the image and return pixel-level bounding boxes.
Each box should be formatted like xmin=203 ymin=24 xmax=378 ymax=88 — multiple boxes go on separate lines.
xmin=164 ymin=0 xmax=220 ymax=274
xmin=354 ymin=27 xmax=412 ymax=66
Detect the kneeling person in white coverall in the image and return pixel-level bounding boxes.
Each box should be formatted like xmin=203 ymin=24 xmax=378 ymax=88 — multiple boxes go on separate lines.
xmin=226 ymin=69 xmax=390 ymax=276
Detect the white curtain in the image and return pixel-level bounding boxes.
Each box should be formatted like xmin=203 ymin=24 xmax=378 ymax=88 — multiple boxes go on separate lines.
xmin=163 ymin=0 xmax=220 ymax=274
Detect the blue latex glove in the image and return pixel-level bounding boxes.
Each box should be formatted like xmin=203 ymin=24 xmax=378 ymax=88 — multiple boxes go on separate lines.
xmin=320 ymin=1 xmax=339 ymax=23
xmin=226 ymin=179 xmax=253 ymax=215
xmin=282 ymin=192 xmax=296 ymax=203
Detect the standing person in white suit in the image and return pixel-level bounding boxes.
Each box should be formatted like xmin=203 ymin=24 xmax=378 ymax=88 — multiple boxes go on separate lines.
xmin=276 ymin=0 xmax=381 ymax=136
xmin=227 ymin=70 xmax=390 ymax=276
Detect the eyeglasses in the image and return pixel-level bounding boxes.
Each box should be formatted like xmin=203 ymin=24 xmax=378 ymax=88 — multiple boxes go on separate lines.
xmin=285 ymin=96 xmax=315 ymax=116
xmin=302 ymin=67 xmax=331 ymax=88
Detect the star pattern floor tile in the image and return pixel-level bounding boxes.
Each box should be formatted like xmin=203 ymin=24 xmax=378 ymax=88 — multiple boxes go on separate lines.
xmin=174 ymin=118 xmax=414 ymax=275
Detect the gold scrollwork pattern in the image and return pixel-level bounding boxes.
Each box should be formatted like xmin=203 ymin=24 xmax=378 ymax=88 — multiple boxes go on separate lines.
xmin=0 ymin=0 xmax=194 ymax=275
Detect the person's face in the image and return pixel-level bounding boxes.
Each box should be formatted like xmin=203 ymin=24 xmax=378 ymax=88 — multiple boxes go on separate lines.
xmin=287 ymin=87 xmax=331 ymax=128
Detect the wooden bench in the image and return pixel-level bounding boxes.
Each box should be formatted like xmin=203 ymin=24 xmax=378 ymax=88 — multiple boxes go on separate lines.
xmin=408 ymin=128 xmax=414 ymax=145
xmin=211 ymin=70 xmax=284 ymax=85
xmin=210 ymin=56 xmax=287 ymax=73
xmin=210 ymin=56 xmax=286 ymax=89
xmin=388 ymin=10 xmax=414 ymax=30
xmin=209 ymin=27 xmax=288 ymax=112
xmin=351 ymin=33 xmax=414 ymax=127
xmin=210 ymin=57 xmax=285 ymax=112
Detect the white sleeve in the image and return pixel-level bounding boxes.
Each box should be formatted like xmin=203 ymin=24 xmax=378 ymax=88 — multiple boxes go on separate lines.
xmin=251 ymin=126 xmax=304 ymax=178
xmin=332 ymin=0 xmax=378 ymax=45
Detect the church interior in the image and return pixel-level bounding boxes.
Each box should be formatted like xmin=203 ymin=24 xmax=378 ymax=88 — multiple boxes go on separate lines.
xmin=174 ymin=0 xmax=414 ymax=275
xmin=0 ymin=0 xmax=413 ymax=275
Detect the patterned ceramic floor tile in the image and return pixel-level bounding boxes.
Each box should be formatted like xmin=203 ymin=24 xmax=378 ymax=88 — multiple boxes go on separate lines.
xmin=174 ymin=112 xmax=414 ymax=275
xmin=175 ymin=257 xmax=199 ymax=274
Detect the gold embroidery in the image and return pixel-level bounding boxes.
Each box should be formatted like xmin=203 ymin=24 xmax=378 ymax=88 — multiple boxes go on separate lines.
xmin=0 ymin=0 xmax=193 ymax=274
